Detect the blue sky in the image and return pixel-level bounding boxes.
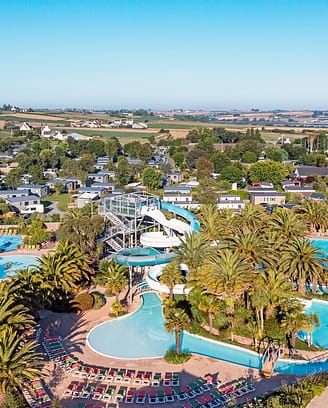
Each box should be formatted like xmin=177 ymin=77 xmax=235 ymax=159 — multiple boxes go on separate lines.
xmin=1 ymin=0 xmax=328 ymax=110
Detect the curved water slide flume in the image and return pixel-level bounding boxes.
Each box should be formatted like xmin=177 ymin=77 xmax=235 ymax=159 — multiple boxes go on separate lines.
xmin=140 ymin=201 xmax=199 ymax=248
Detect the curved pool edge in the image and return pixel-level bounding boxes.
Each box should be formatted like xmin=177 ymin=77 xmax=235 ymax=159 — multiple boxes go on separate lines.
xmin=86 ymin=291 xmax=170 ymax=360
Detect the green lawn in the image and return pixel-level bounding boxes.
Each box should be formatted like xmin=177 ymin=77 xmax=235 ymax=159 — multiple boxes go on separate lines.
xmin=0 ymin=115 xmax=69 ymax=125
xmin=42 ymin=193 xmax=73 ymax=212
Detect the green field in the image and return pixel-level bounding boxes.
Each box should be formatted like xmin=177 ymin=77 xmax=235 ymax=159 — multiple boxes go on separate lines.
xmin=42 ymin=193 xmax=73 ymax=212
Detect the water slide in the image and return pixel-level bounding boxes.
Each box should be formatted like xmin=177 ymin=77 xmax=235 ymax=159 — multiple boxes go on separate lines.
xmin=114 ymin=247 xmax=176 ymax=267
xmin=140 ymin=200 xmax=200 ymax=248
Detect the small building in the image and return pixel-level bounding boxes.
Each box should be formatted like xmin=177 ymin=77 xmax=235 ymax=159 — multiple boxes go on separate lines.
xmin=76 ymin=192 xmax=99 ymax=209
xmin=41 ymin=125 xmax=65 ymax=140
xmin=78 ymin=186 xmax=106 ymax=197
xmin=5 ymin=195 xmax=44 ymax=214
xmin=46 ymin=178 xmax=75 ymax=192
xmin=66 ymin=132 xmax=91 ymax=141
xmin=0 ymin=189 xmax=30 ymax=200
xmin=249 ymin=191 xmax=285 ymax=206
xmin=17 ymin=184 xmax=49 ymax=198
xmin=87 ymin=172 xmax=110 ymax=184
xmin=163 ymin=185 xmax=193 ymax=204
xmin=20 ymin=122 xmax=34 ymax=132
xmin=283 ymin=185 xmax=315 ymax=195
xmin=90 ymin=182 xmax=115 ymax=192
xmin=217 ymin=194 xmax=245 ymax=211
xmin=294 ymin=166 xmax=328 ymax=179
xmin=168 ymin=172 xmax=183 ymax=184
xmin=94 ymin=156 xmax=110 ymax=170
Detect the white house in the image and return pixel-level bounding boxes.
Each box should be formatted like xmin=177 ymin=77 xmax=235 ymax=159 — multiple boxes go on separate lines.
xmin=20 ymin=122 xmax=34 ymax=131
xmin=17 ymin=184 xmax=49 ymax=198
xmin=5 ymin=195 xmax=44 ymax=214
xmin=76 ymin=192 xmax=99 ymax=209
xmin=41 ymin=126 xmax=65 ymax=140
xmin=217 ymin=194 xmax=245 ymax=211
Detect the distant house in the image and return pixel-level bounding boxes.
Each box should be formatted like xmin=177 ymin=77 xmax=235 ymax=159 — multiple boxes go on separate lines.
xmin=20 ymin=174 xmax=33 ymax=184
xmin=283 ymin=185 xmax=315 ymax=195
xmin=132 ymin=122 xmax=148 ymax=129
xmin=0 ymin=189 xmax=30 ymax=200
xmin=78 ymin=186 xmax=106 ymax=197
xmin=17 ymin=184 xmax=49 ymax=198
xmin=87 ymin=172 xmax=110 ymax=184
xmin=294 ymin=166 xmax=328 ymax=179
xmin=90 ymin=182 xmax=115 ymax=192
xmin=76 ymin=192 xmax=99 ymax=209
xmin=217 ymin=194 xmax=245 ymax=210
xmin=20 ymin=122 xmax=34 ymax=132
xmin=163 ymin=186 xmax=193 ymax=204
xmin=5 ymin=195 xmax=44 ymax=214
xmin=46 ymin=178 xmax=74 ymax=192
xmin=41 ymin=125 xmax=65 ymax=140
xmin=168 ymin=172 xmax=183 ymax=184
xmin=94 ymin=156 xmax=110 ymax=170
xmin=249 ymin=190 xmax=285 ymax=206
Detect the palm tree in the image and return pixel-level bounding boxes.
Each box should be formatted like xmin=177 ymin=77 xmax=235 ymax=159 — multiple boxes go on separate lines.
xmin=224 ymin=228 xmax=274 ymax=268
xmin=201 ymin=249 xmax=255 ymax=341
xmin=254 ymin=269 xmax=294 ymax=320
xmin=34 ymin=241 xmax=92 ymax=304
xmin=235 ymin=204 xmax=268 ymax=232
xmin=164 ymin=307 xmax=190 ymax=355
xmin=280 ymin=239 xmax=325 ymax=295
xmin=198 ymin=204 xmax=221 ymax=241
xmin=160 ymin=262 xmax=184 ymax=300
xmin=296 ymin=199 xmax=328 ymax=233
xmin=105 ymin=263 xmax=128 ymax=302
xmin=281 ymin=311 xmax=320 ymax=349
xmin=0 ymin=327 xmax=44 ymax=393
xmin=198 ymin=295 xmax=221 ymax=333
xmin=0 ymin=281 xmax=34 ymax=331
xmin=268 ymin=208 xmax=306 ymax=243
xmin=174 ymin=232 xmax=211 ymax=281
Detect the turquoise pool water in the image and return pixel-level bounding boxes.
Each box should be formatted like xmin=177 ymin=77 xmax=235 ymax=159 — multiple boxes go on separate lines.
xmin=0 ymin=255 xmax=39 ymax=279
xmin=0 ymin=235 xmax=22 ymax=252
xmin=311 ymin=238 xmax=328 ymax=253
xmin=87 ymin=292 xmax=328 ymax=375
xmin=298 ymin=300 xmax=328 ymax=349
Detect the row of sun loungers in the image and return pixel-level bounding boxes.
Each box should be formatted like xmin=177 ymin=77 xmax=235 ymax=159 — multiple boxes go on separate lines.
xmin=62 ymin=378 xmax=255 ymax=405
xmin=42 ymin=335 xmax=180 ymax=387
xmin=22 ymin=379 xmax=52 ymax=408
xmin=0 ymin=229 xmax=17 ymax=235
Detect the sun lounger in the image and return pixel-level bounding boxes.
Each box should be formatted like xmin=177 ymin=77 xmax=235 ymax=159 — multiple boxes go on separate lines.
xmin=174 ymin=386 xmax=189 ymax=401
xmin=123 ymin=369 xmax=135 ymax=383
xmin=106 ymin=368 xmax=118 ymax=382
xmin=125 ymin=387 xmax=136 ymax=403
xmin=188 ymin=381 xmax=203 ymax=396
xmin=114 ymin=386 xmax=127 ymax=402
xmin=92 ymin=385 xmax=106 ymax=400
xmin=151 ymin=372 xmax=161 ymax=387
xmin=164 ymin=387 xmax=175 ymax=402
xmin=62 ymin=382 xmax=77 ymax=397
xmin=114 ymin=368 xmax=126 ymax=383
xmin=72 ymin=384 xmax=84 ymax=398
xmin=148 ymin=390 xmax=157 ymax=404
xmin=171 ymin=372 xmax=180 ymax=386
xmin=136 ymin=390 xmax=147 ymax=404
xmin=133 ymin=370 xmax=144 ymax=385
xmin=164 ymin=372 xmax=172 ymax=386
xmin=195 ymin=377 xmax=211 ymax=392
xmin=102 ymin=386 xmax=115 ymax=401
xmin=142 ymin=371 xmax=152 ymax=386
xmin=81 ymin=384 xmax=95 ymax=399
xmin=95 ymin=368 xmax=107 ymax=381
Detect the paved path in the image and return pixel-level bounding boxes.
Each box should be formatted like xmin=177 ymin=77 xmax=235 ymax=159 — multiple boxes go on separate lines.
xmin=307 ymin=387 xmax=328 ymax=407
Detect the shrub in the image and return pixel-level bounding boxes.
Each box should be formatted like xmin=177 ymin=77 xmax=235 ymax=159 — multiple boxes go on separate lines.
xmin=110 ymin=300 xmax=126 ymax=317
xmin=164 ymin=348 xmax=191 ymax=364
xmin=91 ymin=292 xmax=106 ymax=310
xmin=70 ymin=293 xmax=94 ymax=312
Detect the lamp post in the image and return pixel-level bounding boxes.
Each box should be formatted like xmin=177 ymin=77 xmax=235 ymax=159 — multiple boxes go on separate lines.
xmin=129 ymin=265 xmax=133 ymax=305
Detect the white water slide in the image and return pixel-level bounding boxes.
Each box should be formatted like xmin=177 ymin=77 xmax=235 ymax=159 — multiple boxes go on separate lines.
xmin=140 ymin=205 xmax=192 ymax=248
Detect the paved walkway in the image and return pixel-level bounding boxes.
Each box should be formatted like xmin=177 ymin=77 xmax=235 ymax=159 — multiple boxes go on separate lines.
xmin=307 ymin=387 xmax=328 ymax=407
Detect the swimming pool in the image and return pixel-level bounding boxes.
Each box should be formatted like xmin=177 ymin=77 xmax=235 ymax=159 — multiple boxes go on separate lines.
xmin=0 ymin=255 xmax=39 ymax=279
xmin=87 ymin=292 xmax=328 ymax=376
xmin=0 ymin=235 xmax=22 ymax=252
xmin=311 ymin=238 xmax=328 ymax=254
xmin=298 ymin=300 xmax=328 ymax=349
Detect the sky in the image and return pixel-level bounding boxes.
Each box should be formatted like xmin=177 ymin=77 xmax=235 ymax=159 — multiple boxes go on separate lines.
xmin=1 ymin=0 xmax=328 ymax=110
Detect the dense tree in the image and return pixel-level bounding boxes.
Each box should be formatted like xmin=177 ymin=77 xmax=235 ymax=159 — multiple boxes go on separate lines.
xmin=265 ymin=147 xmax=288 ymax=162
xmin=248 ymin=160 xmax=289 ymax=185
xmin=281 ymin=311 xmax=319 ymax=349
xmin=142 ymin=167 xmax=163 ymax=190
xmin=105 ymin=261 xmax=128 ymax=301
xmin=241 ymin=151 xmax=257 ymax=163
xmin=196 ymin=158 xmax=214 ymax=179
xmin=208 ymin=151 xmax=231 ymax=173
xmin=220 ymin=165 xmax=244 ymax=184
xmin=115 ymin=157 xmax=132 ymax=186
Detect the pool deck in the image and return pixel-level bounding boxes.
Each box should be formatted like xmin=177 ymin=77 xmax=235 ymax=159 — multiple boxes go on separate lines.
xmin=39 ymin=289 xmax=300 ymax=407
